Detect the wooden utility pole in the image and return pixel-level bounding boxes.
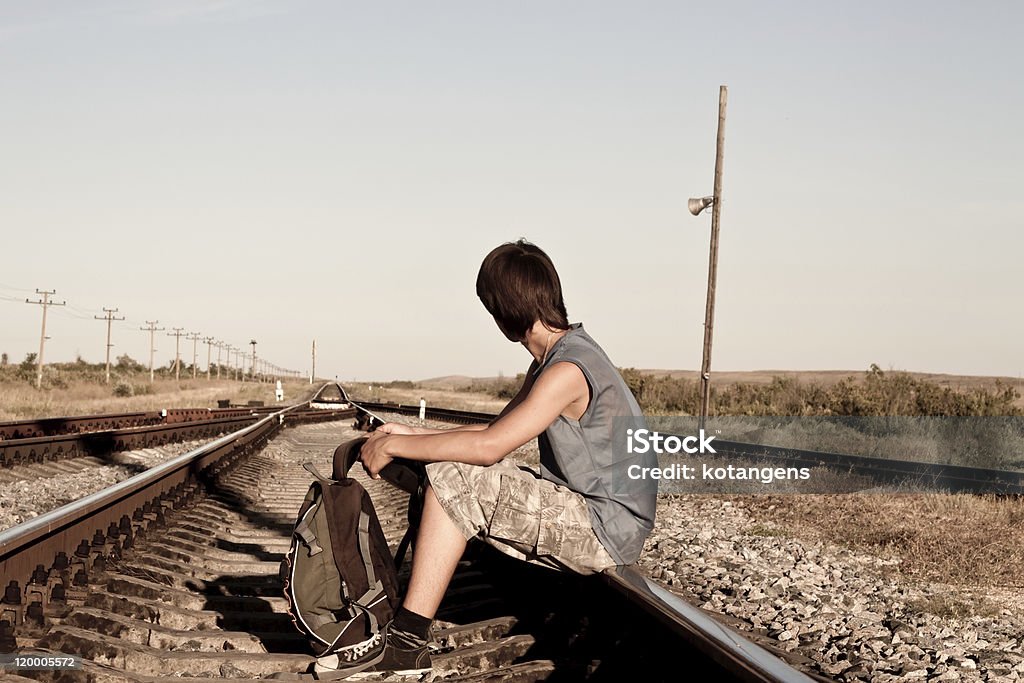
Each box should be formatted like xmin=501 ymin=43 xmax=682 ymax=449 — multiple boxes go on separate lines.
xmin=311 ymin=339 xmax=316 ymax=385
xmin=140 ymin=320 xmax=164 ymax=383
xmin=699 ymin=85 xmax=728 ymax=431
xmin=186 ymin=332 xmax=201 ymax=379
xmin=228 ymin=346 xmax=238 ymax=380
xmin=94 ymin=307 xmax=125 ymax=384
xmin=204 ymin=337 xmax=215 ymax=380
xmin=167 ymin=328 xmax=185 ymax=381
xmin=215 ymin=341 xmax=223 ymax=380
xmin=25 ymin=289 xmax=66 ymax=389
xmin=249 ymin=339 xmax=257 ymax=382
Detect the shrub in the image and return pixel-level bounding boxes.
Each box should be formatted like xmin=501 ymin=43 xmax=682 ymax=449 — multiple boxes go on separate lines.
xmin=115 ymin=354 xmax=146 ymax=373
xmin=616 ymin=366 xmax=1021 ymax=417
xmin=463 ymin=374 xmax=524 ymax=400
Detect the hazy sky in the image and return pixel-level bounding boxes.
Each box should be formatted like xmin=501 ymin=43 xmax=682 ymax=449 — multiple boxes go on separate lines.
xmin=2 ymin=1 xmax=1022 ymax=381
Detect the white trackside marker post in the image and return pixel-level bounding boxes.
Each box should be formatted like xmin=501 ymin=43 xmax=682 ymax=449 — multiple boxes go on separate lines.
xmin=419 ymin=399 xmax=426 ymax=421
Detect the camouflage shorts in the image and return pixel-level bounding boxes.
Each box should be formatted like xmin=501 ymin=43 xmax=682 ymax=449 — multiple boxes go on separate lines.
xmin=424 ymin=458 xmax=616 ymax=575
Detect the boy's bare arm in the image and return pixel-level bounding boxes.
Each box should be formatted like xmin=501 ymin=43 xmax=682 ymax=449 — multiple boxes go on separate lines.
xmin=360 ymin=361 xmax=585 ymax=478
xmin=493 ymin=359 xmax=539 ymax=419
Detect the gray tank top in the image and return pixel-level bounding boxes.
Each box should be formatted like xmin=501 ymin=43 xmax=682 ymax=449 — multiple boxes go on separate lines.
xmin=534 ymin=323 xmax=656 ymax=565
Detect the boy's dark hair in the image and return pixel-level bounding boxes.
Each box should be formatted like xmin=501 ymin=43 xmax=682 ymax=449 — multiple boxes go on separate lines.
xmin=476 ymin=240 xmax=570 ymax=341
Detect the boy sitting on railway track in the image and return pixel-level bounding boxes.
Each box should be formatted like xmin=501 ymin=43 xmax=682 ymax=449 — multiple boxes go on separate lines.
xmin=322 ymin=239 xmax=656 ymax=679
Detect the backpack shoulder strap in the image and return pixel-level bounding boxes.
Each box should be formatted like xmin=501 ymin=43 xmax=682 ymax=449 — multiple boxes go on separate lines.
xmin=356 ymin=511 xmax=378 ymax=589
xmin=303 ymin=462 xmax=334 ymax=482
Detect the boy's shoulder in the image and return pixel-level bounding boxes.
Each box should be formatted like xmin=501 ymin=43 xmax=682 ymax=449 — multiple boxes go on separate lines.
xmin=549 ymin=325 xmax=614 ymax=369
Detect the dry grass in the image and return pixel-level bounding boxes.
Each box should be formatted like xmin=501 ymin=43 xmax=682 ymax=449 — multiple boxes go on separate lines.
xmin=422 ymin=370 xmax=1024 ymax=411
xmin=361 ymin=384 xmax=1024 ymax=596
xmin=0 ymin=378 xmax=318 ymax=421
xmin=742 ymin=492 xmax=1024 ymax=589
xmin=906 ymin=593 xmax=1002 ymax=620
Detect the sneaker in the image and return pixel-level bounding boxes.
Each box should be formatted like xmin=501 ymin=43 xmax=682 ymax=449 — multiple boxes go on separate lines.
xmin=315 ymin=622 xmax=433 ymax=681
xmin=313 ymin=630 xmax=386 ymax=679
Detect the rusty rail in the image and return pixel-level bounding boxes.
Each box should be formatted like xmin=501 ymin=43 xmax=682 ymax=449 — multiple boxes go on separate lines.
xmin=0 ymin=396 xmax=355 ymax=634
xmin=342 ymin=391 xmax=816 ymax=683
xmin=0 ymin=414 xmax=261 ymax=469
xmin=0 ymin=406 xmax=280 ymax=441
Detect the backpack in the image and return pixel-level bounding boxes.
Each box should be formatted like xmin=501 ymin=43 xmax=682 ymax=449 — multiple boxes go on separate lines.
xmin=281 ymin=438 xmax=422 ymax=657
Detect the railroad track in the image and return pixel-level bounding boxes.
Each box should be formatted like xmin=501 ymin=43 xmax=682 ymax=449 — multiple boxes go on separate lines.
xmin=0 ymin=384 xmax=819 ymax=681
xmin=0 ymin=407 xmax=280 ymax=441
xmin=0 ymin=408 xmax=291 ymax=472
xmin=353 ymin=401 xmax=1024 ymax=495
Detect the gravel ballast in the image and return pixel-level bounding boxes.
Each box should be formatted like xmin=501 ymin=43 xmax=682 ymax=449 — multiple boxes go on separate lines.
xmin=372 ymin=410 xmax=1024 ymax=682
xmin=0 ymin=440 xmax=211 ymax=531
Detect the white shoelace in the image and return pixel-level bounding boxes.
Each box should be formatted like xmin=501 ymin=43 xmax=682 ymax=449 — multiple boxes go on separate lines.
xmin=338 ymin=632 xmax=383 ymax=662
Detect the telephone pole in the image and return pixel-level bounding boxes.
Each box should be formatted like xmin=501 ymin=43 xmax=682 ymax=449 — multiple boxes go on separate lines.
xmin=249 ymin=339 xmax=257 ymax=382
xmin=167 ymin=328 xmax=185 ymax=381
xmin=25 ymin=289 xmax=66 ymax=389
xmin=94 ymin=307 xmax=125 ymax=384
xmin=227 ymin=346 xmax=237 ymax=380
xmin=214 ymin=341 xmax=223 ymax=380
xmin=186 ymin=332 xmax=201 ymax=379
xmin=698 ymin=85 xmax=728 ymax=430
xmin=204 ymin=337 xmax=215 ymax=380
xmin=311 ymin=339 xmax=316 ymax=385
xmin=140 ymin=320 xmax=164 ymax=383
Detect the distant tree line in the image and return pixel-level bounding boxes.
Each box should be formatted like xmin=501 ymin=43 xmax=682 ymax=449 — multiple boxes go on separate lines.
xmin=622 ymin=364 xmax=1021 ymax=416
xmin=0 ymin=352 xmax=237 ymax=391
xmin=455 ymin=364 xmax=1021 ymax=417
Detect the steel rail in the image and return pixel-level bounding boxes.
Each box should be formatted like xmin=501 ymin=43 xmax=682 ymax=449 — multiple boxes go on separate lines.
xmin=0 ymin=399 xmax=356 ymax=606
xmin=0 ymin=411 xmax=160 ymax=440
xmin=0 ymin=406 xmax=280 ymax=440
xmin=603 ymin=566 xmax=815 ymax=682
xmin=352 ymin=400 xmax=492 ymax=425
xmin=341 ymin=388 xmax=1024 ymax=680
xmin=0 ymin=414 xmax=265 ymax=468
xmin=349 ymin=398 xmax=1023 ymax=494
xmin=0 ymin=383 xmax=813 ymax=680
xmin=712 ymin=439 xmax=1024 ymax=495
xmin=0 ymin=405 xmax=291 ymax=593
xmin=340 ymin=391 xmax=815 ymax=683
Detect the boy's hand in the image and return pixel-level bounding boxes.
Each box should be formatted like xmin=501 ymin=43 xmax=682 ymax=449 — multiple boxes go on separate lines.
xmin=359 ymin=430 xmax=393 ymax=479
xmin=378 ymin=422 xmax=416 ymax=436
